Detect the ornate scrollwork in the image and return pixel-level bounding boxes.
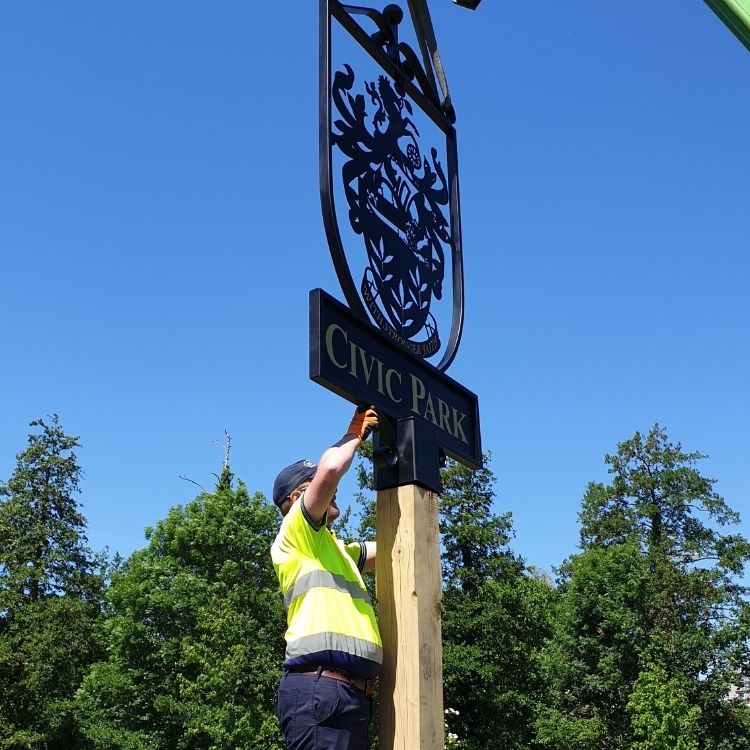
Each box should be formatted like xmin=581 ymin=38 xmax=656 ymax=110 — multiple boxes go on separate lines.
xmin=332 ymin=64 xmax=451 ymax=357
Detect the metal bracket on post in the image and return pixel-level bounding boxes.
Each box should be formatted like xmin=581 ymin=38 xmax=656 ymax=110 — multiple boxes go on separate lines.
xmin=373 ymin=410 xmax=398 ymax=475
xmin=373 ymin=415 xmax=442 ymax=494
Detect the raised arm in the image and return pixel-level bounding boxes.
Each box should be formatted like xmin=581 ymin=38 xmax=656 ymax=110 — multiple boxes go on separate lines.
xmin=302 ymin=406 xmax=378 ymax=525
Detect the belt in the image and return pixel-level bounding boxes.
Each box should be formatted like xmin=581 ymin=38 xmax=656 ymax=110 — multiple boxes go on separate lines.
xmin=287 ymin=666 xmax=376 ymax=696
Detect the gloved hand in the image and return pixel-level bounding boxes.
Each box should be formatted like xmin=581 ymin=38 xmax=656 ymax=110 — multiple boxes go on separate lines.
xmin=346 ymin=406 xmax=379 ymax=441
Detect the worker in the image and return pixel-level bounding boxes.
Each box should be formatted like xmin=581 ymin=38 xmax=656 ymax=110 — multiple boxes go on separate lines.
xmin=272 ymin=406 xmax=381 ymax=749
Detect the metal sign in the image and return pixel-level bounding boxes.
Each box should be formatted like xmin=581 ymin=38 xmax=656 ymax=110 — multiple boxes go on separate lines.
xmin=319 ymin=0 xmax=465 ymax=372
xmin=315 ymin=2 xmax=482 ymax=487
xmin=310 ymin=288 xmax=481 ymax=469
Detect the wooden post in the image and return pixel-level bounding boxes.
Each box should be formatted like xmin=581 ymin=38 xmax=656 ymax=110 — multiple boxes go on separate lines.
xmin=376 ymin=484 xmax=443 ymax=750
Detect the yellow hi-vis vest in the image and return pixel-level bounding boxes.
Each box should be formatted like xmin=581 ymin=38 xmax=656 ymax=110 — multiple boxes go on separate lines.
xmin=271 ymin=496 xmax=382 ymax=679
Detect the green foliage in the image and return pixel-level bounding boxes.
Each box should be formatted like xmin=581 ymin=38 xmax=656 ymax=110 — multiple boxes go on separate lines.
xmin=627 ymin=665 xmax=700 ymax=750
xmin=534 ymin=710 xmax=608 ymax=750
xmin=352 ymin=449 xmax=558 ymax=750
xmin=439 ymin=455 xmax=522 ymax=588
xmin=350 ymin=439 xmax=376 ymax=540
xmin=539 ymin=425 xmax=750 ymax=750
xmin=443 ymin=571 xmax=557 ymax=750
xmin=0 ymin=415 xmax=104 ymax=606
xmin=0 ymin=416 xmax=107 ymax=749
xmin=579 ymin=424 xmax=750 ymax=574
xmin=351 ymin=446 xmax=523 ymax=585
xmin=438 ymin=455 xmax=557 ymax=750
xmin=4 ymin=417 xmax=747 ymax=750
xmin=538 ymin=541 xmax=649 ymax=748
xmin=0 ymin=596 xmax=106 ymax=750
xmin=76 ymin=472 xmax=287 ymax=750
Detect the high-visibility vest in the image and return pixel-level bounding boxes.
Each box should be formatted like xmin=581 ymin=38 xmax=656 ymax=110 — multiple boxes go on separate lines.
xmin=271 ymin=496 xmax=382 ymax=679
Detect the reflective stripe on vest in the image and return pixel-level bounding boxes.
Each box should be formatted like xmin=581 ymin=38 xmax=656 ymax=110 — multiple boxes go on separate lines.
xmin=286 ymin=632 xmax=383 ymax=664
xmin=283 ymin=569 xmax=373 ymax=611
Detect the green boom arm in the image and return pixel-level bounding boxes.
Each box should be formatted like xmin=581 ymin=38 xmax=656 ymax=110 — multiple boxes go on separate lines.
xmin=703 ymin=0 xmax=750 ymax=51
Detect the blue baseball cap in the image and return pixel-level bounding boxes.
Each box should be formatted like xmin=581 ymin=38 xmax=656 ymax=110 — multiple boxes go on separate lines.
xmin=272 ymin=459 xmax=317 ymax=508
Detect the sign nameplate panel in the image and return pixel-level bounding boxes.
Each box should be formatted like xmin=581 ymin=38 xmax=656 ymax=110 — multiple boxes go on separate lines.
xmin=310 ymin=288 xmax=481 ymax=468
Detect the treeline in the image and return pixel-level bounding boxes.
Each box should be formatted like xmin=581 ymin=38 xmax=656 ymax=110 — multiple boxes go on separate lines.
xmin=1 ymin=415 xmax=749 ymax=750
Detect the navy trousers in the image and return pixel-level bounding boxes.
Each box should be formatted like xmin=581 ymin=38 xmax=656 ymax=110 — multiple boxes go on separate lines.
xmin=277 ymin=670 xmax=371 ymax=749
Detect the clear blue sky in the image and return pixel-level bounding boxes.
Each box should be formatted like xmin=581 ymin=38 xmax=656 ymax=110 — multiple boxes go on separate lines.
xmin=1 ymin=2 xmax=747 ymax=580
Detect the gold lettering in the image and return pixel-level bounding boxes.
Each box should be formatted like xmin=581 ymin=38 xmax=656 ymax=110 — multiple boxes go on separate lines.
xmin=438 ymin=398 xmax=452 ymax=433
xmin=349 ymin=341 xmax=359 ymax=378
xmin=423 ymin=392 xmax=438 ymax=426
xmin=452 ymin=408 xmax=469 ymax=444
xmin=375 ymin=359 xmax=385 ymax=395
xmin=358 ymin=347 xmax=377 ymax=385
xmin=385 ymin=368 xmax=402 ymax=403
xmin=325 ymin=324 xmax=348 ymax=370
xmin=410 ymin=374 xmax=426 ymax=414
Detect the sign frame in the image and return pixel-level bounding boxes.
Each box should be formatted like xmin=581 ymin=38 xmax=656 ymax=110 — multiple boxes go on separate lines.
xmin=319 ymin=0 xmax=466 ymax=372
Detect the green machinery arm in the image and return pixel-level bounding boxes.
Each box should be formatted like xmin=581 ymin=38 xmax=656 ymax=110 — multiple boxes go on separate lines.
xmin=703 ymin=0 xmax=750 ymax=51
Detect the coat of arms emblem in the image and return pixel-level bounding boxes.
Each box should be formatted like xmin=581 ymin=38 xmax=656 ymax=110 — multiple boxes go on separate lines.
xmin=320 ymin=0 xmax=465 ymax=372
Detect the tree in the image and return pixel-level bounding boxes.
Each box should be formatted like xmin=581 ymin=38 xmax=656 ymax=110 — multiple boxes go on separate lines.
xmin=350 ymin=445 xmax=525 ymax=586
xmin=536 ymin=541 xmax=649 ymax=750
xmin=0 ymin=415 xmax=107 ymax=750
xmin=0 ymin=415 xmax=103 ymax=606
xmin=538 ymin=425 xmax=750 ymax=750
xmin=439 ymin=456 xmax=557 ymax=750
xmin=627 ymin=664 xmax=700 ymax=750
xmin=439 ymin=455 xmax=522 ymax=589
xmin=77 ymin=466 xmax=288 ymax=750
xmin=350 ymin=448 xmax=557 ymax=750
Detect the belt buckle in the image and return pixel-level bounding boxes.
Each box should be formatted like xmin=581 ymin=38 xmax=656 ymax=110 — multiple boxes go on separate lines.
xmin=339 ymin=670 xmax=360 ymax=691
xmin=330 ymin=668 xmax=356 ymax=688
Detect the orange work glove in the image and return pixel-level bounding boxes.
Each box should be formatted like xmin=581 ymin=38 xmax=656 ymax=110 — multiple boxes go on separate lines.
xmin=346 ymin=406 xmax=379 ymax=441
